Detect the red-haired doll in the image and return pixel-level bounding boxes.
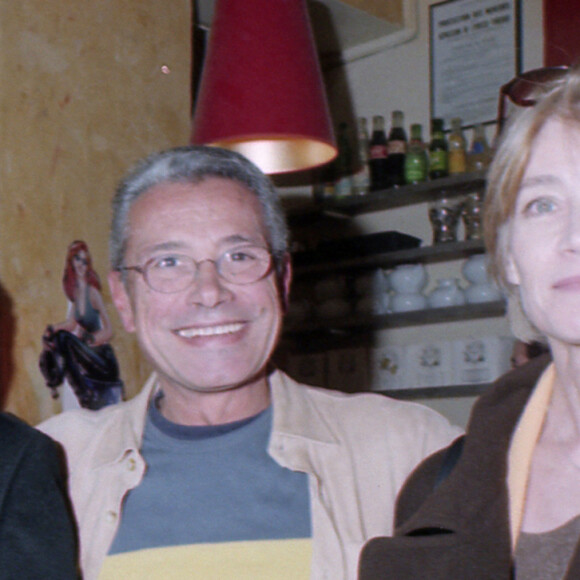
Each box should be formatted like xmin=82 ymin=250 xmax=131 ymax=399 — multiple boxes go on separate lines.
xmin=39 ymin=241 xmax=124 ymax=410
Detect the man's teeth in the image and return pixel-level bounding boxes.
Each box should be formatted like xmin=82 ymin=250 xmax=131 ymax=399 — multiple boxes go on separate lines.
xmin=177 ymin=323 xmax=244 ymax=338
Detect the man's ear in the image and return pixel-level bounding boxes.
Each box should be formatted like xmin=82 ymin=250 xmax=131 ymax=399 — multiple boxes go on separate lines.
xmin=279 ymin=253 xmax=292 ymax=314
xmin=108 ymin=271 xmax=136 ymax=333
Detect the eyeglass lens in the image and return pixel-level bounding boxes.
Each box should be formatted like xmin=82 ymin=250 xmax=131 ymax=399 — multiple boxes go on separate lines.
xmin=144 ymin=248 xmax=272 ymax=293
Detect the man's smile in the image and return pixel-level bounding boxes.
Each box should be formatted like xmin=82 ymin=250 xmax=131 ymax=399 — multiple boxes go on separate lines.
xmin=175 ymin=322 xmax=245 ymax=338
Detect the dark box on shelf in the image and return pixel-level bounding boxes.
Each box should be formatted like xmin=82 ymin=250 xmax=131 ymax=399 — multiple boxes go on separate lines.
xmin=293 ymin=231 xmax=422 ymax=266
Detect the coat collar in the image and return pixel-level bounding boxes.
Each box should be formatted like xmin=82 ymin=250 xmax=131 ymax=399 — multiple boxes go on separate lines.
xmin=91 ymin=373 xmax=157 ymax=467
xmin=397 ymin=354 xmax=552 ymax=540
xmin=508 ymin=362 xmax=555 ymax=548
xmin=268 ymin=369 xmax=341 ymax=473
xmin=92 ymin=368 xmax=339 ymax=470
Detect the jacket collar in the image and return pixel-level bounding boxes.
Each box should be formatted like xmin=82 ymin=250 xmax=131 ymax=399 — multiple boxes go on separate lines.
xmin=508 ymin=362 xmax=555 ymax=548
xmin=398 ymin=355 xmax=552 ymax=539
xmin=268 ymin=369 xmax=341 ymax=472
xmin=92 ymin=373 xmax=157 ymax=467
xmin=93 ymin=368 xmax=337 ymax=470
xmin=270 ymin=369 xmax=339 ymax=442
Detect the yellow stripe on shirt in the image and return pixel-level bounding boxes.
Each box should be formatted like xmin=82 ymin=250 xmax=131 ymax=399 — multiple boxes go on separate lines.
xmin=99 ymin=538 xmax=312 ymax=580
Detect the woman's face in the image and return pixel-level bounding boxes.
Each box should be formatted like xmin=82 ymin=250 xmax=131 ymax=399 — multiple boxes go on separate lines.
xmin=72 ymin=250 xmax=89 ymax=279
xmin=505 ymin=117 xmax=580 ymax=346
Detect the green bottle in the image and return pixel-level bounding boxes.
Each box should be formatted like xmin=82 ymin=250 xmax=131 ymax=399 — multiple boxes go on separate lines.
xmin=404 ymin=123 xmax=428 ymax=184
xmin=428 ymin=118 xmax=449 ymax=179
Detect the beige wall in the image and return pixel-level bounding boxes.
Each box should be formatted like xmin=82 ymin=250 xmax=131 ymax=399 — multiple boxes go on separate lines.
xmin=0 ymin=1 xmax=192 ymax=423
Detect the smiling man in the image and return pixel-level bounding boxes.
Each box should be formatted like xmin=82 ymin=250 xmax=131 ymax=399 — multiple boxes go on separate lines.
xmin=39 ymin=146 xmax=461 ymax=580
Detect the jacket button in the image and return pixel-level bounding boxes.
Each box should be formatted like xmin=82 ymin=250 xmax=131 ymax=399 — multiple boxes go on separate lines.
xmin=128 ymin=458 xmax=137 ymax=471
xmin=106 ymin=510 xmax=118 ymax=523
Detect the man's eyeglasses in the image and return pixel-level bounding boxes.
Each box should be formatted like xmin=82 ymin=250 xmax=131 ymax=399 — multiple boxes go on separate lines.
xmin=498 ymin=65 xmax=569 ymax=131
xmin=119 ymin=246 xmax=273 ymax=294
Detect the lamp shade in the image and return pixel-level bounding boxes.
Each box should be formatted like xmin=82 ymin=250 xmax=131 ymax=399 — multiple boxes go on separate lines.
xmin=191 ymin=0 xmax=337 ymax=174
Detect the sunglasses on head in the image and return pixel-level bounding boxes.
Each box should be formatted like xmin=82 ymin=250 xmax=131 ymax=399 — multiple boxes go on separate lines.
xmin=497 ymin=65 xmax=569 ymax=131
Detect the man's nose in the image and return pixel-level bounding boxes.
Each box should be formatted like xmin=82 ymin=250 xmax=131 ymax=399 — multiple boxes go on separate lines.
xmin=186 ymin=260 xmax=232 ymax=307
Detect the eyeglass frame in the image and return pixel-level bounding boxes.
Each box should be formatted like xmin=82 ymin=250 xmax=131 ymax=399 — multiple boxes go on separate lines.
xmin=497 ymin=65 xmax=569 ymax=132
xmin=117 ymin=245 xmax=275 ymax=294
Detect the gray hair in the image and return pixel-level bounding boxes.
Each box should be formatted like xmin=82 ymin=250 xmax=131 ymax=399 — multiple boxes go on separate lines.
xmin=110 ymin=146 xmax=289 ymax=276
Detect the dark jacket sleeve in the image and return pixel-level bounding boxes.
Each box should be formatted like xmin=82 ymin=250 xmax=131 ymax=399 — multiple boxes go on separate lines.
xmin=359 ymin=357 xmax=553 ymax=580
xmin=0 ymin=414 xmax=80 ymax=579
xmin=395 ymin=436 xmax=467 ymax=528
xmin=360 ymin=435 xmax=513 ymax=580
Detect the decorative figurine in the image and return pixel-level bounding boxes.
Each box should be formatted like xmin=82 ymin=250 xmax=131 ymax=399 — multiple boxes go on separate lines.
xmin=39 ymin=240 xmax=124 ymax=410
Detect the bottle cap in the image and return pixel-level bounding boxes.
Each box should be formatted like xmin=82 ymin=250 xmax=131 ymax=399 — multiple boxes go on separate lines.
xmin=432 ymin=118 xmax=445 ymax=132
xmin=392 ymin=110 xmax=404 ymax=125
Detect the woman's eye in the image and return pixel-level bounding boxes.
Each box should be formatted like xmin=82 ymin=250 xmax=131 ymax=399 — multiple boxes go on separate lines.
xmin=525 ymin=197 xmax=557 ymax=215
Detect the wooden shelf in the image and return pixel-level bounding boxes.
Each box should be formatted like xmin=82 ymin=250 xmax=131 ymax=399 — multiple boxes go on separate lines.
xmin=284 ymin=300 xmax=506 ymax=338
xmin=293 ymin=238 xmax=485 ymax=277
xmin=280 ymin=171 xmax=500 ymax=399
xmin=287 ymin=171 xmax=486 ymax=221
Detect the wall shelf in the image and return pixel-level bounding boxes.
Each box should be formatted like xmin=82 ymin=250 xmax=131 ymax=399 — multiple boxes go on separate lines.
xmin=279 ymin=171 xmax=504 ymax=400
xmin=287 ymin=171 xmax=486 ymax=221
xmin=284 ymin=300 xmax=506 ymax=338
xmin=293 ymin=238 xmax=486 ymax=278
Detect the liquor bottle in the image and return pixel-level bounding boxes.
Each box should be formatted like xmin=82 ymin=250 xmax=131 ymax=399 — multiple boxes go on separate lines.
xmin=352 ymin=117 xmax=370 ymax=196
xmin=428 ymin=118 xmax=449 ymax=179
xmin=448 ymin=117 xmax=467 ymax=175
xmin=467 ymin=124 xmax=492 ymax=172
xmin=334 ymin=122 xmax=353 ymax=198
xmin=369 ymin=115 xmax=389 ymax=191
xmin=404 ymin=123 xmax=428 ymax=184
xmin=385 ymin=110 xmax=407 ymax=187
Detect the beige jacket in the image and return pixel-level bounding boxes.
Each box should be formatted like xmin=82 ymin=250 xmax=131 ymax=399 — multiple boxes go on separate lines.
xmin=40 ymin=369 xmax=461 ymax=580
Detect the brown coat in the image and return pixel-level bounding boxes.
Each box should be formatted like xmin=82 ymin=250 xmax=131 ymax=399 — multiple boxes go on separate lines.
xmin=359 ymin=354 xmax=580 ymax=580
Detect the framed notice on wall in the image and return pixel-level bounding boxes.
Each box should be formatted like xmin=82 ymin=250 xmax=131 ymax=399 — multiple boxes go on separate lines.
xmin=430 ymin=0 xmax=521 ymax=128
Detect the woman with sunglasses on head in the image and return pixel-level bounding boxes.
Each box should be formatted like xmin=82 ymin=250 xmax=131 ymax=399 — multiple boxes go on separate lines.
xmin=359 ymin=64 xmax=580 ymax=579
xmin=40 ymin=240 xmax=124 ymax=410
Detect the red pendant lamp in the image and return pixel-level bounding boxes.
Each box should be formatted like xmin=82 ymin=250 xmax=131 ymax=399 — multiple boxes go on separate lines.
xmin=191 ymin=0 xmax=337 ymax=175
